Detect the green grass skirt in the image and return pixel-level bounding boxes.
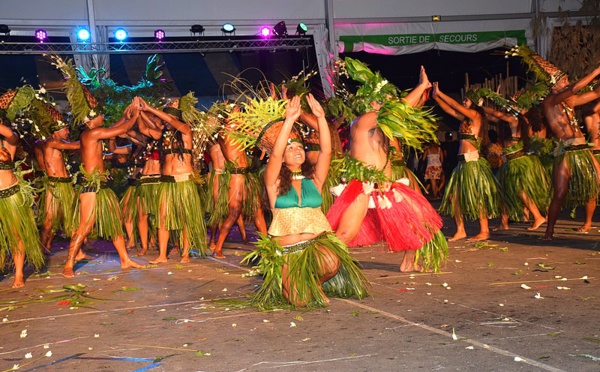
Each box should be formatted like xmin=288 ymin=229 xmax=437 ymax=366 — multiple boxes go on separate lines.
xmin=558 ymin=149 xmax=600 ymax=208
xmin=242 ymin=232 xmax=370 ymax=311
xmin=0 ymin=185 xmax=44 ymax=270
xmin=73 ymin=186 xmax=125 ymax=240
xmin=206 ymin=167 xmax=263 ymax=227
xmin=439 ymin=156 xmax=502 ymax=221
xmin=37 ymin=179 xmax=76 ymax=235
xmin=158 ymin=179 xmax=208 ymax=256
xmin=497 ymin=153 xmax=550 ymax=221
xmin=120 ymin=185 xmax=138 ymax=224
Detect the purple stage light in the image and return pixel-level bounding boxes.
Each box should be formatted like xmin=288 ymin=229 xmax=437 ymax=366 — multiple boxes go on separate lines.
xmin=154 ymin=29 xmax=165 ymax=41
xmin=260 ymin=27 xmax=271 ymax=37
xmin=35 ymin=29 xmax=47 ymax=42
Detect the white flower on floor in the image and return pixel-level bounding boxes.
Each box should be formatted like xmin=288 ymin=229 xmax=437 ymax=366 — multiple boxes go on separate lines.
xmin=45 ymin=351 xmax=52 ymax=357
xmin=534 ymin=293 xmax=543 ymax=299
xmin=20 ymin=330 xmax=27 ymax=338
xmin=12 ymin=364 xmax=19 ymax=370
xmin=290 ymin=322 xmax=297 ymax=328
xmin=25 ymin=353 xmax=32 ymax=359
xmin=520 ymin=284 xmax=531 ymax=290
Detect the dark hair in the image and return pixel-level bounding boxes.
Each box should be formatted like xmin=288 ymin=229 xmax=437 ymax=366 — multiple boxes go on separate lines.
xmin=277 ymin=161 xmax=315 ymax=196
xmin=524 ymin=105 xmax=547 ymax=134
xmin=471 ymin=105 xmax=490 ymax=146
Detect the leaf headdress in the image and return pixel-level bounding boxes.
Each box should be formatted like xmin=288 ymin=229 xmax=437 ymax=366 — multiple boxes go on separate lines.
xmin=342 ymin=57 xmax=438 ymax=150
xmin=47 ymin=54 xmax=100 ymax=125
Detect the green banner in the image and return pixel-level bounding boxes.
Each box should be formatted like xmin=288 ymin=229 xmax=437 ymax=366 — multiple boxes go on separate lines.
xmin=341 ymin=30 xmax=527 ymax=51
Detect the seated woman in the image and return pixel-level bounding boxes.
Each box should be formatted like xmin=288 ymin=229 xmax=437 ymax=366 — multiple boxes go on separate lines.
xmin=243 ymin=94 xmax=369 ymax=309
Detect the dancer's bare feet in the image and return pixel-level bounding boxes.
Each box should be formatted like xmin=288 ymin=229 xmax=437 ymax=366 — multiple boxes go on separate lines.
xmin=149 ymin=256 xmax=168 ymax=264
xmin=121 ymin=259 xmax=145 ymax=269
xmin=317 ymin=286 xmax=330 ymax=304
xmin=492 ymin=223 xmax=509 ymax=232
xmin=62 ymin=267 xmax=75 ymax=278
xmin=75 ymin=253 xmax=92 ymax=262
xmin=399 ymin=262 xmax=433 ymax=273
xmin=136 ymin=249 xmax=148 ymax=256
xmin=577 ymin=223 xmax=592 ymax=232
xmin=448 ymin=232 xmax=467 ymax=242
xmin=12 ymin=276 xmax=25 ymax=288
xmin=527 ymin=217 xmax=546 ymax=231
xmin=180 ymin=256 xmax=190 ymax=263
xmin=467 ymin=233 xmax=490 ymax=242
xmin=125 ymin=239 xmax=136 ymax=250
xmin=212 ymin=251 xmax=225 ymax=259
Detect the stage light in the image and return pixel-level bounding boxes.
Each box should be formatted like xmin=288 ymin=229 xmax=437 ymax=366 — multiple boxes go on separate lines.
xmin=0 ymin=24 xmax=11 ymax=35
xmin=35 ymin=29 xmax=47 ymax=42
xmin=296 ymin=22 xmax=308 ymax=35
xmin=76 ymin=28 xmax=91 ymax=41
xmin=114 ymin=28 xmax=128 ymax=41
xmin=190 ymin=24 xmax=205 ymax=35
xmin=273 ymin=21 xmax=287 ymax=37
xmin=260 ymin=26 xmax=271 ymax=38
xmin=221 ymin=23 xmax=236 ymax=34
xmin=154 ymin=29 xmax=165 ymax=41
xmin=432 ymin=15 xmax=441 ymax=22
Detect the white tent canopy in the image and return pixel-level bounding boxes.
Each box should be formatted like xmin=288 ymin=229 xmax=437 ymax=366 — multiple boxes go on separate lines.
xmin=0 ymin=0 xmax=592 ymax=96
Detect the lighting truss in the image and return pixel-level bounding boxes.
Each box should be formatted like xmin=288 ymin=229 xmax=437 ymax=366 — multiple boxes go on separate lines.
xmin=0 ymin=36 xmax=313 ymax=55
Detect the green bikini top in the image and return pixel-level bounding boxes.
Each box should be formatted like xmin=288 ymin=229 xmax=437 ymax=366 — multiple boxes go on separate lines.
xmin=275 ymin=178 xmax=322 ymax=209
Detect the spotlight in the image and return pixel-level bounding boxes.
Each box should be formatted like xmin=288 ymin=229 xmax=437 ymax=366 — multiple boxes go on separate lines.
xmin=35 ymin=29 xmax=48 ymax=42
xmin=114 ymin=28 xmax=128 ymax=41
xmin=431 ymin=15 xmax=441 ymax=22
xmin=221 ymin=23 xmax=236 ymax=34
xmin=260 ymin=26 xmax=271 ymax=38
xmin=0 ymin=24 xmax=11 ymax=35
xmin=154 ymin=29 xmax=166 ymax=41
xmin=190 ymin=24 xmax=205 ymax=35
xmin=76 ymin=28 xmax=91 ymax=41
xmin=273 ymin=21 xmax=287 ymax=37
xmin=296 ymin=22 xmax=308 ymax=35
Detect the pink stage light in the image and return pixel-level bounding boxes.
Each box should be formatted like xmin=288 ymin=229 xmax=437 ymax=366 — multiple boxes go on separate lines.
xmin=260 ymin=27 xmax=271 ymax=37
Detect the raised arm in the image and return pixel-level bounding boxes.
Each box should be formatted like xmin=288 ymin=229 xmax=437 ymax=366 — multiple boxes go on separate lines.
xmin=549 ymin=64 xmax=600 ymax=105
xmin=482 ymin=106 xmax=517 ymax=125
xmin=403 ymin=66 xmax=432 ymax=107
xmin=0 ymin=122 xmax=19 ymax=147
xmin=432 ymin=82 xmax=479 ymax=122
xmin=139 ymin=98 xmax=191 ymax=135
xmin=137 ymin=112 xmax=164 ymax=140
xmin=48 ymin=139 xmax=80 ymax=151
xmin=91 ymin=109 xmax=139 ymax=141
xmin=573 ymin=83 xmax=600 ymax=107
xmin=264 ymin=96 xmax=302 ymax=188
xmin=306 ymin=94 xmax=331 ymax=191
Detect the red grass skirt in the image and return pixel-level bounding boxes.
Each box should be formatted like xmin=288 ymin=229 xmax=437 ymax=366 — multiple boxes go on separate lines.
xmin=327 ymin=180 xmax=443 ymax=252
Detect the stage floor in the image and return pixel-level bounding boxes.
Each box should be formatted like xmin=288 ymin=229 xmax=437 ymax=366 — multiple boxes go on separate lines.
xmin=1 ymin=204 xmax=599 ymax=372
